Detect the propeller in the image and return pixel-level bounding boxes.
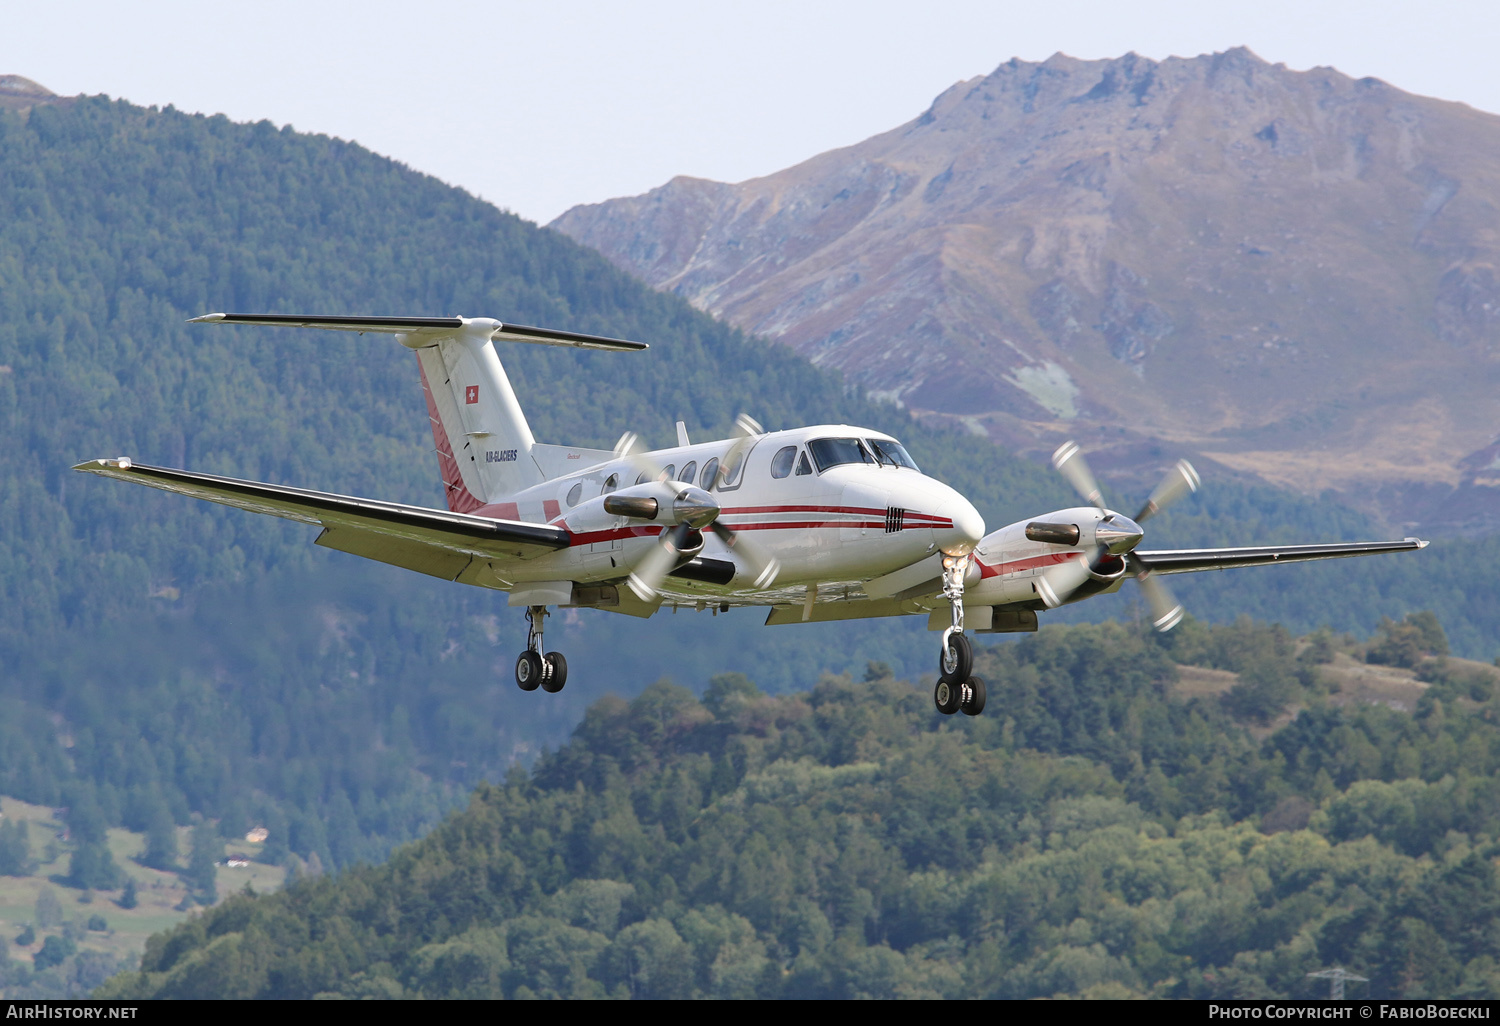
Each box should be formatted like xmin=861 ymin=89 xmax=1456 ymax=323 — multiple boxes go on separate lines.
xmin=611 ymin=415 xmax=780 ymax=600
xmin=1036 ymin=440 xmax=1198 ymax=631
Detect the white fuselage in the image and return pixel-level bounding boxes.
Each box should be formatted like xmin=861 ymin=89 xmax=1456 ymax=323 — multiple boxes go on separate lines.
xmin=474 ymin=424 xmax=985 ymax=603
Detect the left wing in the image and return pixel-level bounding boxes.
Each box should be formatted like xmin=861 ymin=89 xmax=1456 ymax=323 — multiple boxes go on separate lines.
xmin=1133 ymin=538 xmax=1427 ymax=575
xmin=72 ymin=459 xmax=568 ymax=582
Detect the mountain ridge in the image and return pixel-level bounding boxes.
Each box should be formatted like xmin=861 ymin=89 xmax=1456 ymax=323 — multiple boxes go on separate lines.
xmin=553 ymin=48 xmax=1500 ymax=535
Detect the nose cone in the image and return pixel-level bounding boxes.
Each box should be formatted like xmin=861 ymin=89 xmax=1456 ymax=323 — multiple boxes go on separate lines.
xmin=1095 ymin=514 xmax=1143 ymax=554
xmin=936 ymin=496 xmax=986 ymax=555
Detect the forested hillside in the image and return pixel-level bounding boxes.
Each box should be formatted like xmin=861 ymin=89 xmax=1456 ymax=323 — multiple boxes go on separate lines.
xmin=97 ymin=618 xmax=1500 ymax=999
xmin=0 ymin=94 xmax=1492 ymax=884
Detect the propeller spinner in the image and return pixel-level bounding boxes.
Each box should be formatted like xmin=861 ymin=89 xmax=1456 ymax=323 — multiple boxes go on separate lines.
xmin=1037 ymin=442 xmax=1199 ymax=631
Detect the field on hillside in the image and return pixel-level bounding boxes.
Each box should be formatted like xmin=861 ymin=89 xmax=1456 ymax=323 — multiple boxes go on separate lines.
xmin=0 ymin=797 xmax=283 ymax=998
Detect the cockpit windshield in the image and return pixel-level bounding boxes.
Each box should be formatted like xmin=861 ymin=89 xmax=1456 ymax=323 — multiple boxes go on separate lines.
xmin=807 ymin=437 xmax=875 ymax=472
xmin=805 ymin=436 xmax=920 ymax=473
xmin=867 ymin=438 xmax=920 ymax=471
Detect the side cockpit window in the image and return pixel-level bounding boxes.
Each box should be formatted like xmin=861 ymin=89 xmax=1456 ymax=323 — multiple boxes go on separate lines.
xmin=770 ymin=445 xmax=797 ymax=479
xmin=795 ymin=451 xmax=813 ymax=476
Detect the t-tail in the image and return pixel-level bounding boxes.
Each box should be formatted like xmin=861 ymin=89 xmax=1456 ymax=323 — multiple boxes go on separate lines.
xmin=185 ymin=313 xmax=648 ymax=509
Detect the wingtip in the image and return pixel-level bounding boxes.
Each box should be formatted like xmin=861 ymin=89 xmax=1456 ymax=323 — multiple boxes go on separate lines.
xmin=186 ymin=312 xmax=226 ymax=323
xmin=1407 ymin=537 xmax=1430 ymax=549
xmin=73 ymin=457 xmax=132 ymax=472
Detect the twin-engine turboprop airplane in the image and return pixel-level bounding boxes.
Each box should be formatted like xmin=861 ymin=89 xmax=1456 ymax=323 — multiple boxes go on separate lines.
xmin=75 ymin=313 xmax=1427 ymax=716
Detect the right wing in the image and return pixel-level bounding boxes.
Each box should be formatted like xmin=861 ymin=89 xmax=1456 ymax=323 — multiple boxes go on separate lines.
xmin=1133 ymin=538 xmax=1427 ymax=575
xmin=72 ymin=459 xmax=568 ymax=583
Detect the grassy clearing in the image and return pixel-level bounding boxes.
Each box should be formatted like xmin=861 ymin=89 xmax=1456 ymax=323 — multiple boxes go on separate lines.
xmin=0 ymin=796 xmax=284 ymax=986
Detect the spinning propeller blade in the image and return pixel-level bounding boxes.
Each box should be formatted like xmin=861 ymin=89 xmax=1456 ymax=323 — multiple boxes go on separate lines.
xmin=709 ymin=522 xmax=780 ymax=588
xmin=1052 ymin=440 xmax=1105 ymax=508
xmin=1135 ymin=459 xmax=1200 ymax=523
xmin=1135 ymin=567 xmax=1185 ymax=632
xmin=1036 ymin=554 xmax=1093 ymax=609
xmin=627 ymin=523 xmax=695 ymax=601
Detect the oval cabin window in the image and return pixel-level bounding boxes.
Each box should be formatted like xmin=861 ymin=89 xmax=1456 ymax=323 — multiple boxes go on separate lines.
xmin=770 ymin=446 xmax=797 ymax=479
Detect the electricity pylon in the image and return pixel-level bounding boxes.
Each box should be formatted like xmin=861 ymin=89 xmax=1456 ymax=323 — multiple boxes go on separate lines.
xmin=1307 ymin=967 xmax=1368 ymax=1000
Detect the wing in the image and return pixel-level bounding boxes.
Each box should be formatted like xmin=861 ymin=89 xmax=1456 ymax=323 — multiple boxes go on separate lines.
xmin=1132 ymin=538 xmax=1427 ymax=575
xmin=186 ymin=312 xmax=649 ymax=351
xmin=72 ymin=458 xmax=568 ymax=584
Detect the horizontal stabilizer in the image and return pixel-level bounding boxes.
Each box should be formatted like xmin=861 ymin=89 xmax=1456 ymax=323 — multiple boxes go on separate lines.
xmin=1133 ymin=538 xmax=1427 ymax=575
xmin=187 ymin=312 xmax=648 ymax=351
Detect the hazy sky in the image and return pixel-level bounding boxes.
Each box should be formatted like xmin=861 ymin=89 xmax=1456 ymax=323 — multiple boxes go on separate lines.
xmin=5 ymin=1 xmax=1498 ymax=224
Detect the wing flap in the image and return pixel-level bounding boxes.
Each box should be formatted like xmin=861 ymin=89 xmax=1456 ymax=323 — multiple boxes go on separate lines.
xmin=1133 ymin=538 xmax=1427 ymax=575
xmin=72 ymin=459 xmax=569 ymax=560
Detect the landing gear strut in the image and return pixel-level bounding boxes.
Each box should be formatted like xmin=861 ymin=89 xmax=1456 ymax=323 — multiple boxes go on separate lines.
xmin=934 ymin=552 xmax=984 ymax=715
xmin=516 ymin=605 xmax=567 ymax=694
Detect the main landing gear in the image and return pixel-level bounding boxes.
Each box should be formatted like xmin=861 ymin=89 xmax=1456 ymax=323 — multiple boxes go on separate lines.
xmin=935 ymin=552 xmax=986 ymax=716
xmin=515 ymin=605 xmax=567 ymax=694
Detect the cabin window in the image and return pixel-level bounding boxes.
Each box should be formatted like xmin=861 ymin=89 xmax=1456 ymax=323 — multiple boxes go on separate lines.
xmin=807 ymin=437 xmax=875 ymax=473
xmin=867 ymin=438 xmax=920 ymax=471
xmin=795 ymin=451 xmax=813 ymax=476
xmin=566 ymin=482 xmax=583 ymax=507
xmin=602 ymin=473 xmax=619 ymax=494
xmin=681 ymin=461 xmax=698 ymax=487
xmin=718 ymin=442 xmax=753 ymax=490
xmin=701 ymin=458 xmax=720 ymax=490
xmin=770 ymin=445 xmax=797 ymax=479
xmin=635 ymin=471 xmax=651 ymax=486
xmin=662 ymin=464 xmax=676 ymax=482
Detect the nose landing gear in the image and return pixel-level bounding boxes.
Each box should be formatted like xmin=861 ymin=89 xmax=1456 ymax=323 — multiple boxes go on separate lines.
xmin=515 ymin=605 xmax=568 ymax=694
xmin=934 ymin=552 xmax=986 ymax=715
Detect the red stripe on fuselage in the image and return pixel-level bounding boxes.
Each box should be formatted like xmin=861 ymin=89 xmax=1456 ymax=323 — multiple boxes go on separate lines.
xmin=722 ymin=504 xmax=951 ymax=524
xmin=975 ymin=551 xmax=1079 ymax=578
xmin=559 ymin=518 xmax=949 ymax=547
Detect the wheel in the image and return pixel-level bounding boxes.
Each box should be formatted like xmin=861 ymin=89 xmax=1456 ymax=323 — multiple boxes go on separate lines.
xmin=961 ymin=676 xmax=987 ymax=717
xmin=515 ymin=651 xmax=543 ymax=691
xmin=938 ymin=632 xmax=973 ymax=683
xmin=542 ymin=652 xmax=568 ymax=693
xmin=934 ymin=678 xmax=962 ymax=715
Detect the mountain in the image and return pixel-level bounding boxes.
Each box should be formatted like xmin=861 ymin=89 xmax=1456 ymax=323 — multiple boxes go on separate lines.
xmin=552 ymin=49 xmax=1500 ymax=535
xmin=0 ymin=82 xmax=1493 ymax=905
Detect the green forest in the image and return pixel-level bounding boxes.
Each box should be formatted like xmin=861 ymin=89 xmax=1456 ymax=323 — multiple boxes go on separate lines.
xmin=97 ymin=616 xmax=1500 ymax=999
xmin=0 ymin=93 xmax=1496 ymax=996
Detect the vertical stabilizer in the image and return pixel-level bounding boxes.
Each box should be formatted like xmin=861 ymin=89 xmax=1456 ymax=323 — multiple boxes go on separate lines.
xmin=406 ymin=319 xmax=544 ymax=508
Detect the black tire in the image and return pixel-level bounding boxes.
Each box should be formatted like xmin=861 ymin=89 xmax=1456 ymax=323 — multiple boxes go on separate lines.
xmin=515 ymin=651 xmax=543 ymax=691
xmin=961 ymin=676 xmax=987 ymax=717
xmin=938 ymin=632 xmax=973 ymax=683
xmin=542 ymin=652 xmax=568 ymax=693
xmin=934 ymin=678 xmax=962 ymax=715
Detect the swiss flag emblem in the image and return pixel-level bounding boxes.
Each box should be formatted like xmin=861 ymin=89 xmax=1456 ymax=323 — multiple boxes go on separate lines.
xmin=465 ymin=385 xmax=479 ymax=405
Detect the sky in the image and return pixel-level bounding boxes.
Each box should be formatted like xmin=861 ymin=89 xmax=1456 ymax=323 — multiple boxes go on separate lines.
xmin=4 ymin=1 xmax=1499 ymax=224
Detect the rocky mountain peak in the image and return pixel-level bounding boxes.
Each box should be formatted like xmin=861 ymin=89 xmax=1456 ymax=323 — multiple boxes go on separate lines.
xmin=552 ymin=50 xmax=1500 ymax=533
